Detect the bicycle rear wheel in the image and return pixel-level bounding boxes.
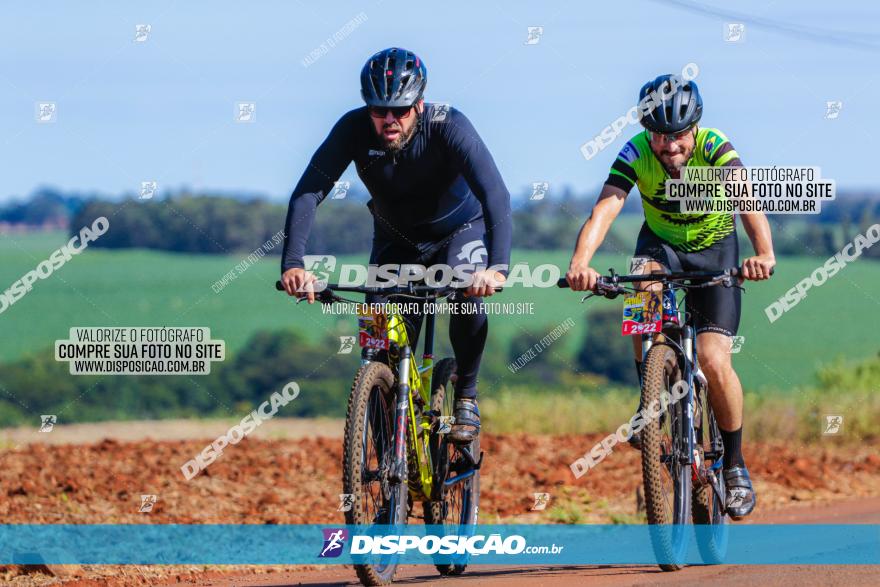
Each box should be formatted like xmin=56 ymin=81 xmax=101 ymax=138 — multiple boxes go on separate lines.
xmin=692 ymin=369 xmax=729 ymax=564
xmin=343 ymin=362 xmax=408 ymax=586
xmin=423 ymin=358 xmax=480 ymax=576
xmin=640 ymin=343 xmax=691 ymax=571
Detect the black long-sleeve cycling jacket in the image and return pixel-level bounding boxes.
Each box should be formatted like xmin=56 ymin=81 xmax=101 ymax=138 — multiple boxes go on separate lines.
xmin=281 ymin=103 xmax=512 ymax=273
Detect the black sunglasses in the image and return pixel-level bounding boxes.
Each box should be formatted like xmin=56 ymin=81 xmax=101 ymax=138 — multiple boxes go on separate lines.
xmin=647 ymin=126 xmax=695 ymax=142
xmin=368 ymin=106 xmax=414 ymax=119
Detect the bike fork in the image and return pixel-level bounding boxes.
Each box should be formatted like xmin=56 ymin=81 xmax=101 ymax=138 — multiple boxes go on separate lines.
xmin=389 ymin=346 xmax=411 ymax=484
xmin=641 ymin=334 xmax=653 ymax=362
xmin=681 ymin=325 xmax=696 ymax=468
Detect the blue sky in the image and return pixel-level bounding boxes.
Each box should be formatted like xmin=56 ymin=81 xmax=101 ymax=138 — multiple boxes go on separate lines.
xmin=1 ymin=0 xmax=878 ymax=203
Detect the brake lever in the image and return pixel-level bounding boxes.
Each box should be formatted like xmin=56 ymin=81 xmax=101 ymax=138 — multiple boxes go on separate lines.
xmin=296 ymin=290 xmax=339 ymax=305
xmin=717 ymin=275 xmax=744 ymax=290
xmin=595 ymin=282 xmax=623 ymax=300
xmin=446 ymin=290 xmax=464 ymax=303
xmin=295 ymin=295 xmax=334 ymax=305
xmin=581 ymin=287 xmax=622 ymax=302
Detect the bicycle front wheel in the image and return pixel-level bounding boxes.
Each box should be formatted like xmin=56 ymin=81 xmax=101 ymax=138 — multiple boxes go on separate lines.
xmin=343 ymin=361 xmax=408 ymax=586
xmin=640 ymin=343 xmax=691 ymax=571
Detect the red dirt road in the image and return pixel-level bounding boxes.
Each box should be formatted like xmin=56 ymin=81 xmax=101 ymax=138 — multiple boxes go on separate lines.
xmin=1 ymin=428 xmax=878 ymax=585
xmin=169 ymin=497 xmax=880 ymax=587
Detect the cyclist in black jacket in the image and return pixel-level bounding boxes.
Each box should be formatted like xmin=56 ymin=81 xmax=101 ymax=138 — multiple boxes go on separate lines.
xmin=281 ymin=47 xmax=512 ymax=444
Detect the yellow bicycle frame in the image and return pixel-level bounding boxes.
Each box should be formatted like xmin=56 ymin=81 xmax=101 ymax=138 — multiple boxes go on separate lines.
xmin=359 ymin=306 xmax=436 ymax=501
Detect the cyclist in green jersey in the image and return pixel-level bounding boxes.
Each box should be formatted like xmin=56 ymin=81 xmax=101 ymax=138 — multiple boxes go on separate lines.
xmin=566 ymin=75 xmax=776 ymax=519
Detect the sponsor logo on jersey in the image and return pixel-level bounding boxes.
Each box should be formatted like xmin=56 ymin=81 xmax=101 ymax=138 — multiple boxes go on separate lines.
xmin=368 ymin=149 xmax=385 ymax=157
xmin=619 ymin=141 xmax=639 ymax=164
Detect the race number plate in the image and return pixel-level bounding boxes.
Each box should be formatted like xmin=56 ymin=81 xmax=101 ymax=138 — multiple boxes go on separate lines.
xmin=357 ymin=307 xmax=390 ymax=350
xmin=621 ymin=291 xmax=662 ymax=336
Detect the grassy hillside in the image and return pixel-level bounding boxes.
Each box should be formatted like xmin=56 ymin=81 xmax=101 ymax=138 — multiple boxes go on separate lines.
xmin=1 ymin=230 xmax=877 ymax=390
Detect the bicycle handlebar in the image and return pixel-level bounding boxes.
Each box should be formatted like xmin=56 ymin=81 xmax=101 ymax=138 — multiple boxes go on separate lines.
xmin=556 ymin=265 xmax=774 ymax=293
xmin=275 ymin=265 xmax=769 ymax=298
xmin=274 ymin=280 xmax=502 ymax=297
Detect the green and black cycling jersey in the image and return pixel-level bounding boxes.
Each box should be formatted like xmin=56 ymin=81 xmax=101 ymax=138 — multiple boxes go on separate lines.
xmin=605 ymin=127 xmax=743 ymax=252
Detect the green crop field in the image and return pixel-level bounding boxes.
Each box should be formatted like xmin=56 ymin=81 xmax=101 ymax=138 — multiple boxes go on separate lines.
xmin=1 ymin=230 xmax=877 ymax=390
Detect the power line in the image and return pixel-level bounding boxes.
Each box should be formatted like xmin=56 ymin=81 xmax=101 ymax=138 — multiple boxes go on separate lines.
xmin=653 ymin=0 xmax=880 ymax=52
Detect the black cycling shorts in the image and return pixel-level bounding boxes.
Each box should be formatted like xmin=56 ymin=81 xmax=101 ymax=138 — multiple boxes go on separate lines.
xmin=633 ymin=223 xmax=741 ymax=337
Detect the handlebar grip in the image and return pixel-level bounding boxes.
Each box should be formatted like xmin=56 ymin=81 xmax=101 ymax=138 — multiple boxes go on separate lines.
xmin=275 ymin=281 xmax=284 ymax=291
xmin=731 ymin=266 xmax=775 ymax=278
xmin=557 ymin=277 xmax=570 ymax=289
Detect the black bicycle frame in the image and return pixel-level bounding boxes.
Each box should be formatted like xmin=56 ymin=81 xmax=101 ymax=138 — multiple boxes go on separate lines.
xmin=641 ymin=284 xmax=695 ymax=471
xmin=650 ymin=284 xmax=722 ymax=498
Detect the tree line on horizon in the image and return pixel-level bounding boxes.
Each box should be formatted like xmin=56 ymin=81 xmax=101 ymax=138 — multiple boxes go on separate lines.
xmin=2 ymin=186 xmax=878 ymax=258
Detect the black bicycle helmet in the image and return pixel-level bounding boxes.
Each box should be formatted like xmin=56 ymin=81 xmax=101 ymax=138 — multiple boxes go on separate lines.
xmin=639 ymin=74 xmax=702 ymax=133
xmin=360 ymin=47 xmax=427 ymax=107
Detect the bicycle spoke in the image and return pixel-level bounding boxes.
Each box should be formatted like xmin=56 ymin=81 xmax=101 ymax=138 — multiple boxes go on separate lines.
xmin=359 ymin=384 xmax=394 ymax=525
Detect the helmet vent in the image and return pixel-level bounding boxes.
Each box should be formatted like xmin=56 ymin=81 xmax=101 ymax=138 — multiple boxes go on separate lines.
xmin=361 ymin=47 xmax=427 ymax=107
